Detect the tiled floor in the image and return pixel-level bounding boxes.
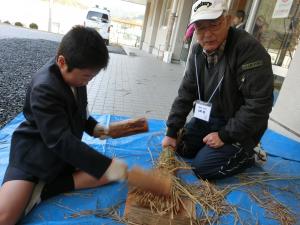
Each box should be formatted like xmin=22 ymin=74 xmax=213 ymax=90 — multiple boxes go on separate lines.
xmin=87 ymin=47 xmax=185 ymax=120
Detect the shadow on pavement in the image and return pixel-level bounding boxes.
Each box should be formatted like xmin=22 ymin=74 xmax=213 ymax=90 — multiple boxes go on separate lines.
xmin=107 ymin=44 xmax=127 ymax=55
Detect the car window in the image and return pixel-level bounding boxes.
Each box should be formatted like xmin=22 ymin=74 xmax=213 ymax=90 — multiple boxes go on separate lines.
xmin=87 ymin=11 xmax=102 ymax=21
xmin=87 ymin=11 xmax=109 ymax=23
xmin=102 ymin=14 xmax=109 ymax=23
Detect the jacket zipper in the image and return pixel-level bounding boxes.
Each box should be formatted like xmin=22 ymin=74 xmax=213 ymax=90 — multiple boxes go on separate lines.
xmin=238 ymin=74 xmax=246 ymax=90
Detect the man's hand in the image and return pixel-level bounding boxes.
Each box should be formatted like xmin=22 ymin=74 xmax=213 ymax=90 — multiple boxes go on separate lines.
xmin=203 ymin=132 xmax=224 ymax=148
xmin=162 ymin=136 xmax=177 ymax=149
xmin=103 ymin=158 xmax=128 ymax=182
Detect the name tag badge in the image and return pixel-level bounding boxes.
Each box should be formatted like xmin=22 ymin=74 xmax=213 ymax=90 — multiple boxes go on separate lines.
xmin=194 ymin=100 xmax=212 ymax=122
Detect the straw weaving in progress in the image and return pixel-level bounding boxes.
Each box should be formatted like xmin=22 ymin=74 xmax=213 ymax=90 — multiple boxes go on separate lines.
xmin=125 ymin=146 xmax=197 ymax=225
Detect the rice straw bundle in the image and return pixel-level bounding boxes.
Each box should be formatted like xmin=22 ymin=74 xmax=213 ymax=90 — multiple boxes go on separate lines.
xmin=131 ymin=146 xmax=189 ymax=217
xmin=130 ymin=146 xmax=234 ymax=223
xmin=185 ymin=180 xmax=231 ymax=216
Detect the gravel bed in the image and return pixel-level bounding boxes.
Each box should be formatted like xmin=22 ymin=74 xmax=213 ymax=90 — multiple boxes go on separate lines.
xmin=0 ymin=38 xmax=59 ymax=128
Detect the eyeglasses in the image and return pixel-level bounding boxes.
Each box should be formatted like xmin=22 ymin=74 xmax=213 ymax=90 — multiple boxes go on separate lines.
xmin=195 ymin=16 xmax=224 ymax=33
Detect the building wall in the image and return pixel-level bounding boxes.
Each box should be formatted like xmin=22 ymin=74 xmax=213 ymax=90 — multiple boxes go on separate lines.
xmin=142 ymin=0 xmax=192 ymax=61
xmin=168 ymin=0 xmax=193 ymax=62
xmin=151 ymin=0 xmax=169 ymax=58
xmin=270 ymin=44 xmax=300 ymax=138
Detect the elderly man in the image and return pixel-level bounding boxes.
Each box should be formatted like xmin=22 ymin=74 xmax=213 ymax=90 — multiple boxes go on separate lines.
xmin=162 ymin=0 xmax=273 ymax=180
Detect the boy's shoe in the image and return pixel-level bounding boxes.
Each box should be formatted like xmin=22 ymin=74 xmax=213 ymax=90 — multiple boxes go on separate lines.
xmin=24 ymin=181 xmax=45 ymax=216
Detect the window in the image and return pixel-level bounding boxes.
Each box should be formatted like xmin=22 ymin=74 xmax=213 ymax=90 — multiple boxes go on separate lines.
xmin=87 ymin=11 xmax=109 ymax=23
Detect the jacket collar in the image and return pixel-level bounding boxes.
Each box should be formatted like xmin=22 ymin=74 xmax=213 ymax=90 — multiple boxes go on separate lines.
xmin=48 ymin=57 xmax=79 ymax=108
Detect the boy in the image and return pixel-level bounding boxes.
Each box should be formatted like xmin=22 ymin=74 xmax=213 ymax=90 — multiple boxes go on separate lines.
xmin=0 ymin=26 xmax=127 ymax=225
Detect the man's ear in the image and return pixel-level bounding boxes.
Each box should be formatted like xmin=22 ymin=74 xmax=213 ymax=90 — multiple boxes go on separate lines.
xmin=56 ymin=55 xmax=67 ymax=70
xmin=226 ymin=15 xmax=232 ymax=23
xmin=225 ymin=15 xmax=233 ymax=27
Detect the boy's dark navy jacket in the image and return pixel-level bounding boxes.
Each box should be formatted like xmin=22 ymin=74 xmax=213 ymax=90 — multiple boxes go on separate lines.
xmin=8 ymin=58 xmax=112 ymax=182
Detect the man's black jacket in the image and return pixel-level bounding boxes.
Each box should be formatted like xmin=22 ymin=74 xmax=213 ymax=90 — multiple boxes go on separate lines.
xmin=9 ymin=58 xmax=112 ymax=182
xmin=166 ymin=27 xmax=274 ymax=150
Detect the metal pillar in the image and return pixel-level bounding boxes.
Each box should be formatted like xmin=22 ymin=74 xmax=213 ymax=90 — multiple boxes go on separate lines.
xmin=164 ymin=0 xmax=179 ymax=51
xmin=245 ymin=0 xmax=261 ymax=33
xmin=163 ymin=0 xmax=179 ymax=62
xmin=140 ymin=1 xmax=151 ymax=49
xmin=48 ymin=0 xmax=53 ymax=32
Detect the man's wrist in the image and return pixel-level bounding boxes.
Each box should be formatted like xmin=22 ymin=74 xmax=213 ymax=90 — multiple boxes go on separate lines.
xmin=218 ymin=128 xmax=234 ymax=143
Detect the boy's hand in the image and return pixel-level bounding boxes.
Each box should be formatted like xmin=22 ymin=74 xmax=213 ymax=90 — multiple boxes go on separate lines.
xmin=93 ymin=124 xmax=109 ymax=140
xmin=103 ymin=158 xmax=128 ymax=182
xmin=93 ymin=118 xmax=148 ymax=139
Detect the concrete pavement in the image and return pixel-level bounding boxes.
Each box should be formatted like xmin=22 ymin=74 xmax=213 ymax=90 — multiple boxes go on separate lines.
xmin=87 ymin=46 xmax=184 ymax=120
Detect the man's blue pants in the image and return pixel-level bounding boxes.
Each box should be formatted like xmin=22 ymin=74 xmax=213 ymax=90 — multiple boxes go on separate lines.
xmin=176 ymin=117 xmax=254 ymax=180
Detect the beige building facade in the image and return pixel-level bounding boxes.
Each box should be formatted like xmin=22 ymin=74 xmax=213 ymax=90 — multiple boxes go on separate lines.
xmin=140 ymin=0 xmax=193 ymax=63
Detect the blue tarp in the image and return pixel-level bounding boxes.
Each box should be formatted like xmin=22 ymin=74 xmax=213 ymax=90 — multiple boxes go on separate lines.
xmin=0 ymin=113 xmax=299 ymax=225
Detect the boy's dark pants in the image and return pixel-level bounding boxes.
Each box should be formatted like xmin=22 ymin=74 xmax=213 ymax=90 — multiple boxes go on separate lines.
xmin=176 ymin=117 xmax=254 ymax=180
xmin=2 ymin=165 xmax=75 ymax=201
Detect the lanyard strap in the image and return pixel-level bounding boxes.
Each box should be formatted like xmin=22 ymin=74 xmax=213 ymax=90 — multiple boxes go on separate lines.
xmin=194 ymin=54 xmax=202 ymax=101
xmin=194 ymin=54 xmax=225 ymax=103
xmin=207 ymin=75 xmax=224 ymax=103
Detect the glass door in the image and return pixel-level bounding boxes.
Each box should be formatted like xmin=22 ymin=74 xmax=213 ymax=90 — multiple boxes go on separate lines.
xmin=253 ymin=0 xmax=300 ymax=69
xmin=251 ymin=0 xmax=300 ymax=101
xmin=229 ymin=0 xmax=254 ymax=24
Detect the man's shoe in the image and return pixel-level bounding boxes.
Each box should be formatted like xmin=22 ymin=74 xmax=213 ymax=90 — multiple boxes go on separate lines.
xmin=253 ymin=144 xmax=267 ymax=166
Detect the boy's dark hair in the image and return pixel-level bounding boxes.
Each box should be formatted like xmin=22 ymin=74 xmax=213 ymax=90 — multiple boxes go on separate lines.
xmin=56 ymin=25 xmax=109 ymax=72
xmin=236 ymin=10 xmax=245 ymax=22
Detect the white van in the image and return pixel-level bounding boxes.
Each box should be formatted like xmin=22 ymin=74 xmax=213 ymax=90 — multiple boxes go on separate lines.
xmin=84 ymin=6 xmax=111 ymax=45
